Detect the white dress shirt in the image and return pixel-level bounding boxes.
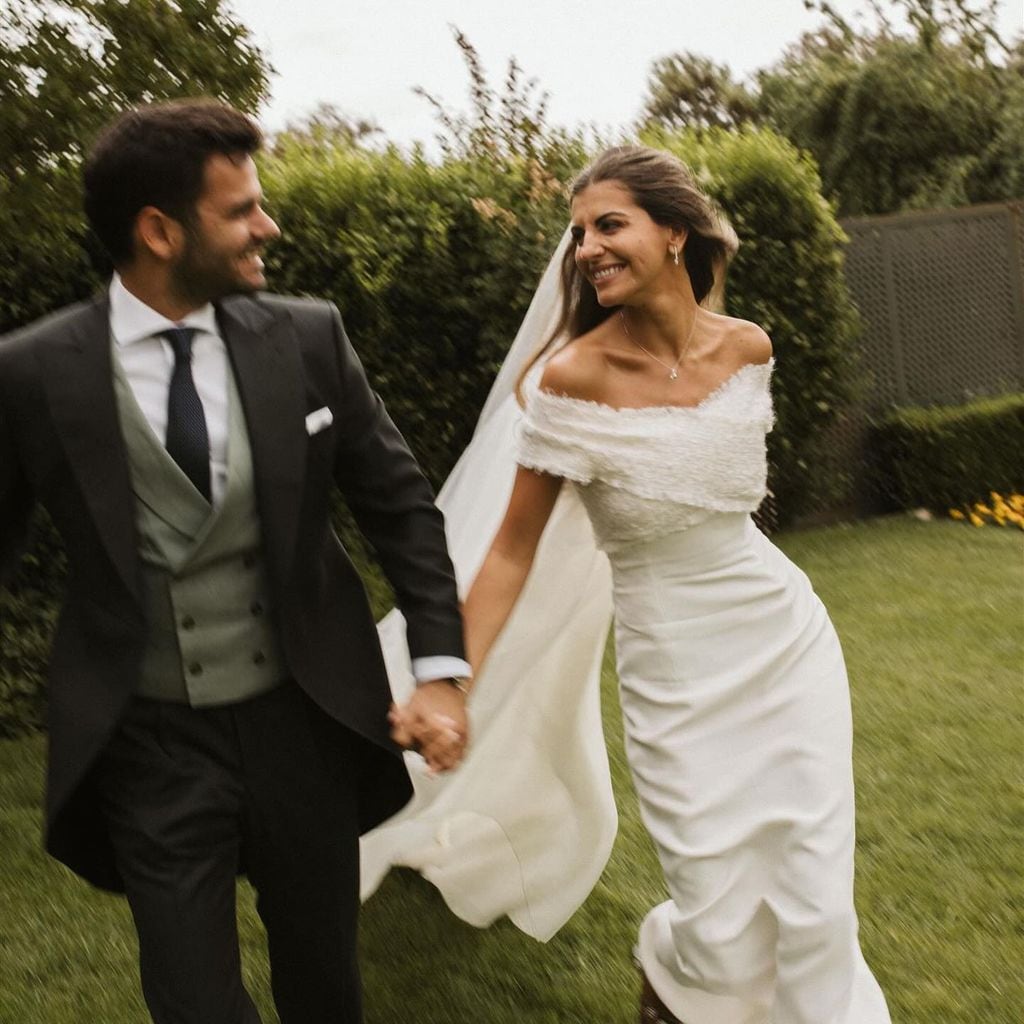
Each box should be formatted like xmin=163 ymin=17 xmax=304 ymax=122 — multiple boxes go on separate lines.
xmin=107 ymin=275 xmax=470 ymax=685
xmin=109 ymin=273 xmax=229 ymax=504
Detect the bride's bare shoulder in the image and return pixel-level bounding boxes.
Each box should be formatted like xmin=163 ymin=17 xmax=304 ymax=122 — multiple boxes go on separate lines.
xmin=710 ymin=312 xmax=773 ymax=366
xmin=538 ymin=322 xmax=615 ymax=400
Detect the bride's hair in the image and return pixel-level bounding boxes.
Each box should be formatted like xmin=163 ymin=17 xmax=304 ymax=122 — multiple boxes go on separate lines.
xmin=517 ymin=145 xmax=738 ymax=396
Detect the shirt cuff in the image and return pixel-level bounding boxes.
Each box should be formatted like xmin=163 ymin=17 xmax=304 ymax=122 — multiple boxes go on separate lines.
xmin=411 ymin=656 xmax=473 ymax=685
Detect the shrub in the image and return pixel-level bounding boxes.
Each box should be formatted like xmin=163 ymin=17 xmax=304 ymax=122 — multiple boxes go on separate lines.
xmin=259 ymin=145 xmax=573 ymax=490
xmin=869 ymin=393 xmax=1024 ymax=511
xmin=649 ymin=126 xmax=862 ymax=521
xmin=1 ymin=60 xmax=859 ymax=730
xmin=0 ymin=513 xmax=65 ymax=737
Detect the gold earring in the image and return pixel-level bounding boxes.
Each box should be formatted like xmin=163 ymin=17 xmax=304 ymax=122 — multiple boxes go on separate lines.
xmin=671 ymin=246 xmax=680 ymax=266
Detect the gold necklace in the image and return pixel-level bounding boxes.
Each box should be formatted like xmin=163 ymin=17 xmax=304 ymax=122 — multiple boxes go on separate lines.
xmin=619 ymin=309 xmax=698 ymax=382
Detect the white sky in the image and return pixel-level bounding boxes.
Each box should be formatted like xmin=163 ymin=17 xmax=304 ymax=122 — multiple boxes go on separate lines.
xmin=228 ymin=0 xmax=1024 ymax=147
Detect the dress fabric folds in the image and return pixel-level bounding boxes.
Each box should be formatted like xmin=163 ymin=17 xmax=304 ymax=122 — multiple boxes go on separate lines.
xmin=514 ymin=361 xmax=890 ymax=1023
xmin=360 ymin=236 xmax=618 ymax=942
xmin=360 ymin=233 xmax=889 ymax=1021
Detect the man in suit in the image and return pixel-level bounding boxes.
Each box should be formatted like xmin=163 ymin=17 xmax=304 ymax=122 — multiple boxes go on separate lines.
xmin=0 ymin=99 xmax=470 ymax=1023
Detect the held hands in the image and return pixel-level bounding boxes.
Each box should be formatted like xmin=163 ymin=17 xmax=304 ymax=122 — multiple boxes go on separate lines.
xmin=389 ymin=679 xmax=469 ymax=774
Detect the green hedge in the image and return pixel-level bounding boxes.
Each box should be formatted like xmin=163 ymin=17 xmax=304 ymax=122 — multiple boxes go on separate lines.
xmin=261 ymin=128 xmax=860 ymax=512
xmin=258 ymin=143 xmax=577 ymax=490
xmin=1 ymin=130 xmax=859 ymax=733
xmin=869 ymin=393 xmax=1024 ymax=511
xmin=0 ymin=514 xmax=66 ymax=737
xmin=650 ymin=127 xmax=862 ymax=520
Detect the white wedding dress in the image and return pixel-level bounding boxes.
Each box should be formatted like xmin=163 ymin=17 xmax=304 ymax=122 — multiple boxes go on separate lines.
xmin=516 ymin=367 xmax=890 ymax=1024
xmin=361 ymin=237 xmax=890 ymax=1023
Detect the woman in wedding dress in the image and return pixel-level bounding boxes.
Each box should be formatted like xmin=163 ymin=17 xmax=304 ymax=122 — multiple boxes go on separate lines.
xmin=377 ymin=145 xmax=891 ymax=1024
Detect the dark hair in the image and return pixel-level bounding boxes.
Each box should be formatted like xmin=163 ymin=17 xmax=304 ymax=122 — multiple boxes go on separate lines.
xmin=83 ymin=99 xmax=263 ymax=265
xmin=519 ymin=145 xmax=738 ymax=390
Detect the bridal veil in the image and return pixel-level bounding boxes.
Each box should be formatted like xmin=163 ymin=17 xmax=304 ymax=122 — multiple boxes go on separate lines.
xmin=359 ymin=234 xmax=616 ymax=941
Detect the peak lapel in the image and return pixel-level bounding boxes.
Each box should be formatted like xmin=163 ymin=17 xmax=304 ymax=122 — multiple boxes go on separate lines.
xmin=39 ymin=296 xmax=140 ymax=601
xmin=217 ymin=297 xmax=306 ymax=584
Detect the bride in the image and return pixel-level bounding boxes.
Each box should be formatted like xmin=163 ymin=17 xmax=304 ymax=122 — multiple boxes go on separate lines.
xmin=371 ymin=145 xmax=891 ymax=1024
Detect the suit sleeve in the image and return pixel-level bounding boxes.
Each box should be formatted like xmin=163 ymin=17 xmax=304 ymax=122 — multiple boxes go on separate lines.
xmin=326 ymin=304 xmax=465 ymax=661
xmin=0 ymin=370 xmax=34 ymax=588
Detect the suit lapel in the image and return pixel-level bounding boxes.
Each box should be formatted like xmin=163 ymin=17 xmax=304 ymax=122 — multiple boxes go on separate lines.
xmin=39 ymin=296 xmax=140 ymax=600
xmin=217 ymin=297 xmax=306 ymax=584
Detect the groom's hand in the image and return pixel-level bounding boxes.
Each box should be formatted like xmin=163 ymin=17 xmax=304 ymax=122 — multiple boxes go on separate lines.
xmin=391 ymin=680 xmax=468 ymax=773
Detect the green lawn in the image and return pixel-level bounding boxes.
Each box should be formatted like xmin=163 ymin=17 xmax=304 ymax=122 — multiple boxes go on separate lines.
xmin=1 ymin=517 xmax=1021 ymax=1023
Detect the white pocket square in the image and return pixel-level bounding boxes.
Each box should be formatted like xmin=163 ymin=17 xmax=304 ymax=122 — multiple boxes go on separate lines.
xmin=305 ymin=406 xmax=333 ymax=435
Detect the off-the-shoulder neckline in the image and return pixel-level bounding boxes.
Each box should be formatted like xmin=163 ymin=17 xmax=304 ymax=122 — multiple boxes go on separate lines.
xmin=532 ymin=358 xmax=774 ymax=415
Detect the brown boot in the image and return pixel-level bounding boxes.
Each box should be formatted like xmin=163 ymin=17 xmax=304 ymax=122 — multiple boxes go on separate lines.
xmin=639 ymin=968 xmax=684 ymax=1024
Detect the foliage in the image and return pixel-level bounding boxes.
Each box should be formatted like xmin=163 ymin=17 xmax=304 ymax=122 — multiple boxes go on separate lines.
xmin=640 ymin=52 xmax=760 ymax=132
xmin=646 ymin=126 xmax=862 ymax=518
xmin=0 ymin=0 xmax=271 ymax=727
xmin=3 ymin=518 xmax=1022 ymax=1023
xmin=0 ymin=0 xmax=271 ymax=332
xmin=260 ymin=31 xmax=586 ymax=490
xmin=642 ymin=1 xmax=1024 ymax=217
xmin=261 ymin=147 xmax=568 ymax=490
xmin=869 ymin=392 xmax=1024 ymax=510
xmin=0 ymin=513 xmax=65 ymax=737
xmin=412 ymin=27 xmax=586 ymax=172
xmin=755 ymin=0 xmax=1022 ymax=215
xmin=270 ymin=103 xmax=385 ymax=156
xmin=0 ymin=33 xmax=861 ymax=727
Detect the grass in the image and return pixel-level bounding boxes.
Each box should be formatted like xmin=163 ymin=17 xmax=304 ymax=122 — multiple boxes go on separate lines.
xmin=1 ymin=516 xmax=1021 ymax=1023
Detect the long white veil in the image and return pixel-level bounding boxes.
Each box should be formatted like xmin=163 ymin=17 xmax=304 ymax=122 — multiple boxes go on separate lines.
xmin=360 ymin=234 xmax=616 ymax=942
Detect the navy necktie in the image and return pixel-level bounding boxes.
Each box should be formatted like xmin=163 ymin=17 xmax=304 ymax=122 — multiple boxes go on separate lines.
xmin=162 ymin=327 xmax=211 ymax=502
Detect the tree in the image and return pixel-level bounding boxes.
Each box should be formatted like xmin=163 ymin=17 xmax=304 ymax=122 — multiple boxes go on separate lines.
xmin=640 ymin=52 xmax=760 ymax=132
xmin=0 ymin=0 xmax=271 ymax=330
xmin=271 ymin=103 xmax=384 ymax=156
xmin=756 ymin=0 xmax=1021 ymax=215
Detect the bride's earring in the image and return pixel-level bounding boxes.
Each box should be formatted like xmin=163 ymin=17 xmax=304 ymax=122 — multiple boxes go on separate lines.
xmin=670 ymin=246 xmax=680 ymax=266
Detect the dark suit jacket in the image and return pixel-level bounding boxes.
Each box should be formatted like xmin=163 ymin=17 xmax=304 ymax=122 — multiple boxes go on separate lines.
xmin=0 ymin=292 xmax=464 ymax=890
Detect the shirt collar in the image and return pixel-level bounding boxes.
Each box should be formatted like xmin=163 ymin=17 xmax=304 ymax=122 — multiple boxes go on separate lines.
xmin=109 ymin=273 xmax=220 ymax=347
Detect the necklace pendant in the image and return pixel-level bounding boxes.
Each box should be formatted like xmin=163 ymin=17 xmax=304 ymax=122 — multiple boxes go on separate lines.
xmin=669 ymin=368 xmax=678 ymax=381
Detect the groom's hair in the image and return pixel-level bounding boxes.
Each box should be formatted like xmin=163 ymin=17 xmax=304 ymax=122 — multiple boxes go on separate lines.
xmin=83 ymin=98 xmax=263 ymax=266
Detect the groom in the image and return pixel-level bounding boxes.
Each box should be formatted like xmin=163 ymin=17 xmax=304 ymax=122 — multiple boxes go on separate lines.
xmin=0 ymin=99 xmax=469 ymax=1023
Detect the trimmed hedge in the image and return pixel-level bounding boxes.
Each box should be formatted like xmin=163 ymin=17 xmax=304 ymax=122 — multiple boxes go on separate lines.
xmin=1 ymin=129 xmax=859 ymax=733
xmin=260 ymin=129 xmax=861 ymax=514
xmin=651 ymin=127 xmax=862 ymax=520
xmin=869 ymin=393 xmax=1024 ymax=511
xmin=258 ymin=144 xmax=576 ymax=490
xmin=0 ymin=514 xmax=65 ymax=737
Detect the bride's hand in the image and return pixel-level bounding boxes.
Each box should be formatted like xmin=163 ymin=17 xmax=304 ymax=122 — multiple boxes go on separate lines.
xmin=389 ymin=685 xmax=468 ymax=773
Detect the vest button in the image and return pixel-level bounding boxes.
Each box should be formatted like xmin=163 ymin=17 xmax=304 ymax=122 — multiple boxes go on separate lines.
xmin=252 ymin=651 xmax=266 ymax=665
xmin=250 ymin=601 xmax=263 ymax=616
xmin=181 ymin=615 xmax=196 ymax=630
xmin=188 ymin=662 xmax=203 ymax=676
xmin=243 ymin=553 xmax=257 ymax=568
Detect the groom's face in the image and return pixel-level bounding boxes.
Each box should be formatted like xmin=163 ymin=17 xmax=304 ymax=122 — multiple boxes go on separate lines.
xmin=173 ymin=153 xmax=280 ymax=303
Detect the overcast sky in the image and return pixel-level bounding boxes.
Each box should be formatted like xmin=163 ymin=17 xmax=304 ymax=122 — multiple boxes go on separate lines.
xmin=228 ymin=0 xmax=1023 ymax=147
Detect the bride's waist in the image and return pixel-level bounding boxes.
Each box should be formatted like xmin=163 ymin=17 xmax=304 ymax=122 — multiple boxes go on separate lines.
xmin=607 ymin=512 xmax=755 ymax=569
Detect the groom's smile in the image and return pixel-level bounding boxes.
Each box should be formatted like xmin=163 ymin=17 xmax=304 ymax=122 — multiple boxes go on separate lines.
xmin=175 ymin=153 xmax=280 ymax=302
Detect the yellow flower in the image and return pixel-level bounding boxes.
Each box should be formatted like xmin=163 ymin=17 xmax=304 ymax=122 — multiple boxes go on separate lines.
xmin=949 ymin=509 xmax=965 ymax=520
xmin=969 ymin=513 xmax=984 ymax=527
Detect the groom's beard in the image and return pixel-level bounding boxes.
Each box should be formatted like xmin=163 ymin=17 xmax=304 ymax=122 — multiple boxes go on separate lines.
xmin=171 ymin=229 xmax=266 ymax=305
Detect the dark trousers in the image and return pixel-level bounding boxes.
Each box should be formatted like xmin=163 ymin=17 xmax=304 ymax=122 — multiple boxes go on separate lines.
xmin=91 ymin=683 xmax=364 ymax=1024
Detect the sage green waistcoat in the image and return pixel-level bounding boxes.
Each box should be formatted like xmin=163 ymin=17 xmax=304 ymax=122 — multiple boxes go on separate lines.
xmin=112 ymin=346 xmax=287 ymax=705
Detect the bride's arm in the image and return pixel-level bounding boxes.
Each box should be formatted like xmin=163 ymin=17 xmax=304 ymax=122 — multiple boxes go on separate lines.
xmin=462 ymin=465 xmax=563 ymax=685
xmin=391 ymin=464 xmax=563 ymax=761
